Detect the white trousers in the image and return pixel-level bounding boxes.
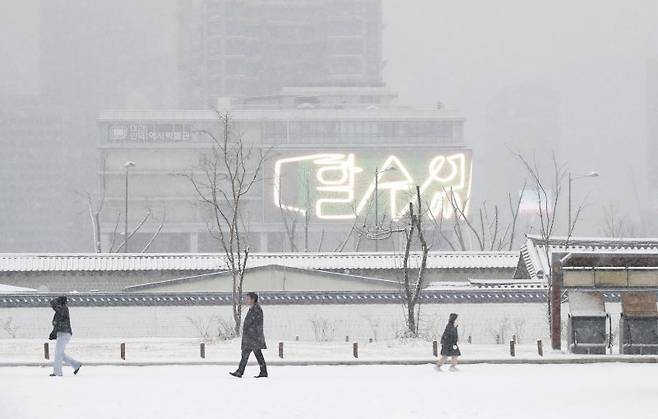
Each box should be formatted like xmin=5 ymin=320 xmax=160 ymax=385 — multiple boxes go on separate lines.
xmin=53 ymin=332 xmax=81 ymax=376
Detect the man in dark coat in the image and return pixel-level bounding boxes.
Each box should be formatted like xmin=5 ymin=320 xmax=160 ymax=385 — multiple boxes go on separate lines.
xmin=49 ymin=296 xmax=82 ymax=376
xmin=230 ymin=292 xmax=268 ymax=378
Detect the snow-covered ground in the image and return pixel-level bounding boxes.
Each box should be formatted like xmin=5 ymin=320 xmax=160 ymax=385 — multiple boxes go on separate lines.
xmin=0 ymin=337 xmax=633 ymax=364
xmin=2 ymin=364 xmax=657 ymax=419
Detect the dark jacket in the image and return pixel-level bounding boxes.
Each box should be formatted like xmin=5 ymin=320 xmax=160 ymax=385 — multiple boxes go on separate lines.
xmin=440 ymin=324 xmax=460 ymax=356
xmin=49 ymin=296 xmax=72 ymax=339
xmin=241 ymin=303 xmax=266 ymax=351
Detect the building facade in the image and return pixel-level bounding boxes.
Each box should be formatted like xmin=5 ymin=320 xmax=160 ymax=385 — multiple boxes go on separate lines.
xmin=178 ymin=0 xmax=384 ymax=107
xmin=98 ymin=87 xmax=470 ymax=252
xmin=0 ymin=96 xmax=80 ymax=251
xmin=647 ymin=57 xmax=658 ymax=211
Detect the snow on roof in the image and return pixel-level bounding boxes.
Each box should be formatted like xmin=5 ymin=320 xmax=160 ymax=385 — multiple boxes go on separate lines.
xmin=426 ymin=279 xmax=547 ymax=291
xmin=0 ymin=251 xmax=519 ymax=273
xmin=123 ymin=265 xmax=400 ymax=292
xmin=519 ymin=236 xmax=658 ymax=280
xmin=98 ymin=108 xmax=464 ymax=122
xmin=0 ymin=284 xmax=37 ymax=293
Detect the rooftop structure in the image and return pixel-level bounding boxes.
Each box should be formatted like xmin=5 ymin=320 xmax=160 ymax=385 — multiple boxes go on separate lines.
xmin=517 ymin=235 xmax=658 ymax=280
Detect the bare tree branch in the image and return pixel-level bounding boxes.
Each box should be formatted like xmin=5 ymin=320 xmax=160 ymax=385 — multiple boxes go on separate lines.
xmin=186 ymin=112 xmax=269 ymax=336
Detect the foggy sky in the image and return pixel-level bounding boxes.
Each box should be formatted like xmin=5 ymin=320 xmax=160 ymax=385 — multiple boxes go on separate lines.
xmin=2 ymin=0 xmax=658 ymax=236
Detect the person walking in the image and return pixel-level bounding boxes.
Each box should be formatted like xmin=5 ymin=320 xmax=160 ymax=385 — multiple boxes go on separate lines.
xmin=48 ymin=296 xmax=82 ymax=377
xmin=436 ymin=313 xmax=460 ymax=371
xmin=230 ymin=292 xmax=268 ymax=378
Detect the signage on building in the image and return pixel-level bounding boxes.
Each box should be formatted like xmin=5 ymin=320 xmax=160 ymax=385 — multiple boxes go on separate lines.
xmin=108 ymin=124 xmax=191 ymax=143
xmin=269 ymin=148 xmax=472 ymax=221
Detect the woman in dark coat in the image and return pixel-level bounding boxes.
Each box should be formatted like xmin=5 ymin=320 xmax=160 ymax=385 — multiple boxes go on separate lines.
xmin=49 ymin=296 xmax=82 ymax=376
xmin=437 ymin=313 xmax=460 ymax=371
xmin=230 ymin=292 xmax=268 ymax=378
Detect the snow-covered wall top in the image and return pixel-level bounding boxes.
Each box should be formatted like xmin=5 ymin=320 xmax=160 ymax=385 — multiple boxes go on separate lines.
xmin=0 ymin=252 xmax=519 ymax=273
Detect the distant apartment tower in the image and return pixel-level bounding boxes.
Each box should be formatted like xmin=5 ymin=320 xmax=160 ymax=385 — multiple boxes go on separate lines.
xmin=0 ymin=97 xmax=77 ymax=251
xmin=178 ymin=0 xmax=384 ymax=107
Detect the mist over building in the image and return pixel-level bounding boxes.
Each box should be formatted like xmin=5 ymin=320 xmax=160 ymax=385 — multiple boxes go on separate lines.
xmin=100 ymin=0 xmax=468 ymax=252
xmin=0 ymin=0 xmax=179 ymax=251
xmin=647 ymin=57 xmax=658 ymax=213
xmin=178 ymin=0 xmax=384 ymax=107
xmin=477 ymin=83 xmax=561 ymax=206
xmin=0 ymin=97 xmax=77 ymax=251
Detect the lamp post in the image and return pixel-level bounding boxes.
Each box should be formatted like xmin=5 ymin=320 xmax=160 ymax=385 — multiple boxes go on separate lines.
xmin=567 ymin=171 xmax=598 ymax=236
xmin=123 ymin=161 xmax=136 ymax=253
xmin=374 ymin=166 xmax=396 ymax=251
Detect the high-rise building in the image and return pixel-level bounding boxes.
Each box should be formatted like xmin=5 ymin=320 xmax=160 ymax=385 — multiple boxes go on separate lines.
xmin=178 ymin=0 xmax=384 ymax=107
xmin=35 ymin=0 xmax=179 ymax=250
xmin=647 ymin=57 xmax=658 ymax=209
xmin=0 ymin=96 xmax=78 ymax=251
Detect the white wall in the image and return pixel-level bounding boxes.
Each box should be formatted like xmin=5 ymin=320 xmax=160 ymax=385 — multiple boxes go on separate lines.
xmin=0 ymin=302 xmax=554 ymax=344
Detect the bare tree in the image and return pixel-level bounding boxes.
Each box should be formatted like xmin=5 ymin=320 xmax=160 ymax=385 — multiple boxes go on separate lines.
xmin=506 ymin=181 xmax=527 ymax=250
xmin=84 ymin=155 xmax=165 ymax=253
xmin=600 ymin=202 xmax=634 ymax=238
xmin=278 ymin=171 xmax=314 ymax=252
xmin=86 ymin=155 xmax=108 ymax=253
xmin=185 ymin=112 xmax=268 ymax=336
xmin=513 ymin=151 xmax=587 ymax=349
xmin=400 ymin=186 xmax=429 ymax=337
xmin=351 ymin=184 xmax=429 ymax=337
xmin=436 ymin=183 xmax=526 ymax=251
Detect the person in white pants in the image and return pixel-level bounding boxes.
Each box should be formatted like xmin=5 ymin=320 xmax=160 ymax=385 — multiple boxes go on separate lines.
xmin=49 ymin=296 xmax=82 ymax=376
xmin=53 ymin=332 xmax=81 ymax=376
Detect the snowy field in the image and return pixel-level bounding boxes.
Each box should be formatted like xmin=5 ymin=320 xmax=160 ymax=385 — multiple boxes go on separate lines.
xmin=0 ymin=337 xmax=606 ymax=363
xmin=2 ymin=364 xmax=657 ymax=419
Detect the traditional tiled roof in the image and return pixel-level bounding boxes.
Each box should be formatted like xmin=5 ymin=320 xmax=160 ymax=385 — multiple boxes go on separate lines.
xmin=0 ymin=251 xmax=519 ymax=273
xmin=517 ymin=235 xmax=658 ymax=280
xmin=0 ymin=289 xmax=549 ymax=307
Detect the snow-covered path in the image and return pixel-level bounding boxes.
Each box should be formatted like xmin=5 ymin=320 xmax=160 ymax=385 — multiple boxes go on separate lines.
xmin=1 ymin=364 xmax=657 ymax=419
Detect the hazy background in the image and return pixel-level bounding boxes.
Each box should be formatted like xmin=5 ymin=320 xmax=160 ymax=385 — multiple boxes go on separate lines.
xmin=2 ymin=0 xmax=658 ymax=249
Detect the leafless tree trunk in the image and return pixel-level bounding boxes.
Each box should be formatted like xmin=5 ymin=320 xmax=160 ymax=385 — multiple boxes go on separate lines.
xmin=185 ymin=112 xmax=268 ymax=336
xmin=278 ymin=171 xmax=314 ymax=252
xmin=513 ymin=151 xmax=586 ymax=350
xmin=86 ymin=155 xmax=108 ymax=253
xmin=514 ymin=152 xmax=563 ymax=327
xmin=507 ymin=181 xmax=526 ymax=250
xmin=400 ymin=186 xmax=429 ymax=337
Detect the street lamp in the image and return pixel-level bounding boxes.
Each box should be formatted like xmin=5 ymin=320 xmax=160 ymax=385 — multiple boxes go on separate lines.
xmin=124 ymin=161 xmax=136 ymax=253
xmin=374 ymin=166 xmax=396 ymax=251
xmin=568 ymin=171 xmax=598 ymax=236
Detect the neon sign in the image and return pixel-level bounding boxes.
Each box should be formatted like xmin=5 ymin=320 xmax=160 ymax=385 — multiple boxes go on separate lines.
xmin=272 ymin=149 xmax=472 ymax=221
